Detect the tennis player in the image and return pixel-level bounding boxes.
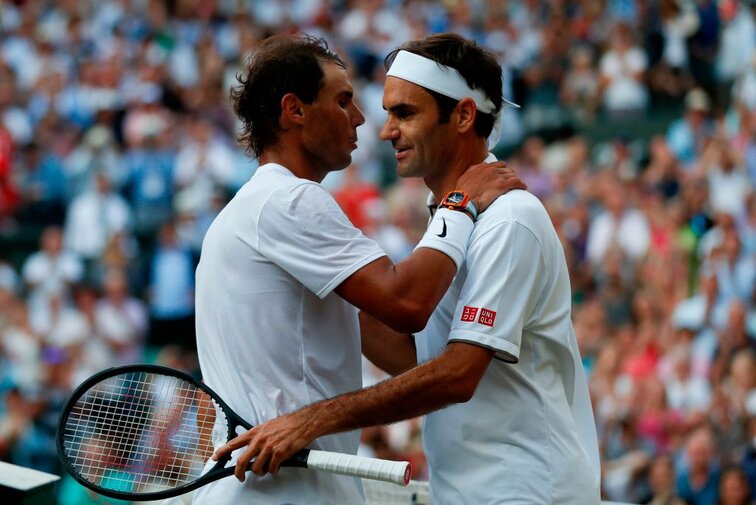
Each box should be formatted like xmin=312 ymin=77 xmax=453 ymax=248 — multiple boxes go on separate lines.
xmin=193 ymin=34 xmax=524 ymax=505
xmin=215 ymin=33 xmax=602 ymax=505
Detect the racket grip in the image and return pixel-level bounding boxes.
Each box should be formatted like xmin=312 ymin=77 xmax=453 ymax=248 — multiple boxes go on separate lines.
xmin=305 ymin=450 xmax=411 ymax=486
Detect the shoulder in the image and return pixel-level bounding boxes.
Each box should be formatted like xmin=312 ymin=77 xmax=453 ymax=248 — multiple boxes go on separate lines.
xmin=472 ymin=190 xmax=551 ymax=246
xmin=477 ymin=190 xmax=548 ymax=227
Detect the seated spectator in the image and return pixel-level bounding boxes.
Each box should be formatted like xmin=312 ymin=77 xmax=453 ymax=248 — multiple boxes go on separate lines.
xmin=586 ymin=175 xmax=651 ymax=265
xmin=0 ymin=296 xmax=42 ymax=393
xmin=676 ymin=426 xmax=722 ymax=505
xmin=145 ymin=220 xmax=195 ymax=353
xmin=21 ymin=226 xmax=83 ymax=319
xmin=173 ymin=115 xmax=237 ymax=217
xmin=63 ymin=124 xmax=125 ymax=201
xmin=667 ymin=88 xmax=716 ymax=169
xmin=646 ymin=0 xmax=699 ymax=106
xmin=91 ymin=267 xmax=147 ymax=367
xmin=63 ymin=171 xmax=132 ymax=277
xmin=645 ymin=455 xmax=686 ymax=505
xmin=561 ymin=45 xmax=600 ymax=124
xmin=716 ymin=465 xmax=752 ymax=505
xmin=16 ymin=141 xmax=66 ymax=227
xmin=599 ymin=22 xmax=649 ymax=119
xmin=700 ymin=136 xmax=751 ymax=218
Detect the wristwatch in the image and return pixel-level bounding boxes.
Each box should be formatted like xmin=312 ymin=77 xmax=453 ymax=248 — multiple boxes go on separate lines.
xmin=439 ymin=190 xmax=478 ymax=220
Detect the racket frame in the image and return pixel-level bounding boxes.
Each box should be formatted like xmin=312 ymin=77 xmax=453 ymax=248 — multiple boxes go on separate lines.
xmin=57 ymin=364 xmax=311 ymax=501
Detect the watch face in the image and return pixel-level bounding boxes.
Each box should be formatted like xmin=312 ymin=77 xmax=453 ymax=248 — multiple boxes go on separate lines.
xmin=446 ymin=192 xmax=465 ymax=204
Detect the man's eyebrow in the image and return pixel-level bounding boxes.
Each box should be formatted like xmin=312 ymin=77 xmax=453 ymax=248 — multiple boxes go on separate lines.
xmin=384 ymin=103 xmax=414 ymax=113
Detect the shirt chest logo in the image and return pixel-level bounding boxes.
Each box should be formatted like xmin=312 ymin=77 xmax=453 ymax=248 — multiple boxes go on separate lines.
xmin=460 ymin=306 xmax=496 ymax=327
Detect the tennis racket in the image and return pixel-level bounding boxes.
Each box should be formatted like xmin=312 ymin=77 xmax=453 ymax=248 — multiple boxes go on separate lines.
xmin=57 ymin=364 xmax=411 ymax=501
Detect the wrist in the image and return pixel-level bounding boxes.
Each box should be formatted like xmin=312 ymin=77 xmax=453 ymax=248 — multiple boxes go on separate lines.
xmin=439 ymin=189 xmax=478 ymax=221
xmin=415 ymin=207 xmax=475 ymax=269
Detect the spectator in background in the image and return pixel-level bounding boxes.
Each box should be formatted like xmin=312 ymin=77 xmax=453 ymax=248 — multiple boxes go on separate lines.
xmin=0 ymin=123 xmax=19 ymax=226
xmin=0 ymin=296 xmax=42 ymax=394
xmin=715 ymin=465 xmax=752 ymax=505
xmin=92 ymin=267 xmax=147 ymax=367
xmin=677 ymin=426 xmax=722 ymax=505
xmin=122 ymin=87 xmax=176 ymax=239
xmin=714 ymin=0 xmax=755 ymax=111
xmin=645 ymin=455 xmax=686 ymax=505
xmin=15 ymin=141 xmax=67 ymax=227
xmin=586 ymin=175 xmax=651 ymax=266
xmin=661 ymin=346 xmax=712 ymax=418
xmin=646 ymin=0 xmax=699 ymax=106
xmin=510 ymin=136 xmax=554 ymax=200
xmin=173 ymin=114 xmax=237 ymax=217
xmin=599 ymin=22 xmax=649 ymax=119
xmin=700 ymin=136 xmax=751 ymax=219
xmin=21 ymin=226 xmax=83 ymax=320
xmin=667 ymin=87 xmax=716 ymax=169
xmin=710 ymin=233 xmax=755 ymax=308
xmin=63 ymin=124 xmax=125 ymax=201
xmin=561 ymin=45 xmax=601 ymax=124
xmin=145 ymin=220 xmax=195 ymax=355
xmin=63 ymin=171 xmax=132 ymax=280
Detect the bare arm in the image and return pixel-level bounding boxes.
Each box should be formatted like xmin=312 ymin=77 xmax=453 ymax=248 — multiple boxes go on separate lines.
xmin=359 ymin=311 xmax=416 ymax=375
xmin=336 ymin=162 xmax=525 ymax=332
xmin=214 ymin=342 xmax=494 ymax=480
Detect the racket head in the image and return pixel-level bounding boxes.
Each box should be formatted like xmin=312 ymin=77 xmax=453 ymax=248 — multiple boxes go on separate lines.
xmin=56 ymin=364 xmax=247 ymax=501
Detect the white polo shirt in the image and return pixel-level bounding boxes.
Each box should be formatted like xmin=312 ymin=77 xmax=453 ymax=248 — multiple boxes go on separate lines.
xmin=417 ymin=174 xmax=601 ymax=504
xmin=194 ymin=163 xmax=386 ymax=505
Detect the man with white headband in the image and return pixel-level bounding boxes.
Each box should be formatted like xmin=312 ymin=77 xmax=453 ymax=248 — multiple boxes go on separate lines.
xmin=216 ymin=33 xmax=601 ymax=505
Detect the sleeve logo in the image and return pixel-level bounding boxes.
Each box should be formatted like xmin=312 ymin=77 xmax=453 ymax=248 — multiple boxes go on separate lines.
xmin=460 ymin=306 xmax=478 ymax=322
xmin=478 ymin=308 xmax=496 ymax=327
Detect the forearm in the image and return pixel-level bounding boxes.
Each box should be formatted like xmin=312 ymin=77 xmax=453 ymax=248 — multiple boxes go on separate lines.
xmin=216 ymin=344 xmax=493 ymax=479
xmin=359 ymin=312 xmax=417 ymax=376
xmin=305 ymin=343 xmax=492 ymax=439
xmin=337 ymin=250 xmax=457 ymax=332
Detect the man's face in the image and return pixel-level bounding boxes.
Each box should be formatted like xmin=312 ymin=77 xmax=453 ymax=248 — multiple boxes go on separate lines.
xmin=300 ymin=62 xmax=365 ymax=174
xmin=380 ymin=76 xmax=458 ymax=181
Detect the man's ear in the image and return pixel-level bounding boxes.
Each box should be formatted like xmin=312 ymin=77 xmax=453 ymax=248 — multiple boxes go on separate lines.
xmin=455 ymin=98 xmax=478 ymax=134
xmin=280 ymin=93 xmax=305 ymax=128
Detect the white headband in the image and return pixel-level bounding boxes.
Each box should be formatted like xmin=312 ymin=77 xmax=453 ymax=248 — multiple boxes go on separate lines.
xmin=386 ymin=50 xmax=519 ymax=149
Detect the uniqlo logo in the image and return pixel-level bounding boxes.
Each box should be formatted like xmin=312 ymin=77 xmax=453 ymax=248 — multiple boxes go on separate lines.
xmin=460 ymin=306 xmax=478 ymax=322
xmin=478 ymin=308 xmax=496 ymax=327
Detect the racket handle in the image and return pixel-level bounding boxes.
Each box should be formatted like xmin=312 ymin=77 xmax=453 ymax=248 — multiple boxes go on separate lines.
xmin=305 ymin=450 xmax=411 ymax=486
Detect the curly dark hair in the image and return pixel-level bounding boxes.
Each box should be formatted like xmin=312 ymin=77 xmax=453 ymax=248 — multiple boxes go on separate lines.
xmin=384 ymin=33 xmax=503 ymax=139
xmin=230 ymin=34 xmax=345 ymax=158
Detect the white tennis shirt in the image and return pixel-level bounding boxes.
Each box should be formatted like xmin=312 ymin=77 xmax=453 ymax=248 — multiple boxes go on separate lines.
xmin=194 ymin=163 xmax=386 ymax=505
xmin=417 ymin=172 xmax=601 ymax=504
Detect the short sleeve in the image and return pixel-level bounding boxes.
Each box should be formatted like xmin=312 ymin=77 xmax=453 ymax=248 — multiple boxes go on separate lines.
xmin=257 ymin=182 xmax=386 ymax=298
xmin=448 ymin=222 xmax=546 ymax=363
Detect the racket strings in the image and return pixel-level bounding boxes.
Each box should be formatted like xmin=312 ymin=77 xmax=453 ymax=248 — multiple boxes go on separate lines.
xmin=62 ymin=372 xmax=224 ymax=494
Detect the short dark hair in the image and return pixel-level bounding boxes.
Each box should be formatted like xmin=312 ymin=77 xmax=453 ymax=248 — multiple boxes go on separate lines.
xmin=384 ymin=33 xmax=503 ymax=139
xmin=231 ymin=34 xmax=345 ymax=158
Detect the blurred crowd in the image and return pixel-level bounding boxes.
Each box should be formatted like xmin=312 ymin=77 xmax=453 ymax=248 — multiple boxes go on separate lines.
xmin=0 ymin=0 xmax=754 ymax=504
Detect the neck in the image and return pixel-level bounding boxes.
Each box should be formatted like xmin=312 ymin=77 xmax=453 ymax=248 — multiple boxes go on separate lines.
xmin=426 ymin=139 xmax=489 ymax=203
xmin=259 ymin=141 xmax=328 ymax=183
